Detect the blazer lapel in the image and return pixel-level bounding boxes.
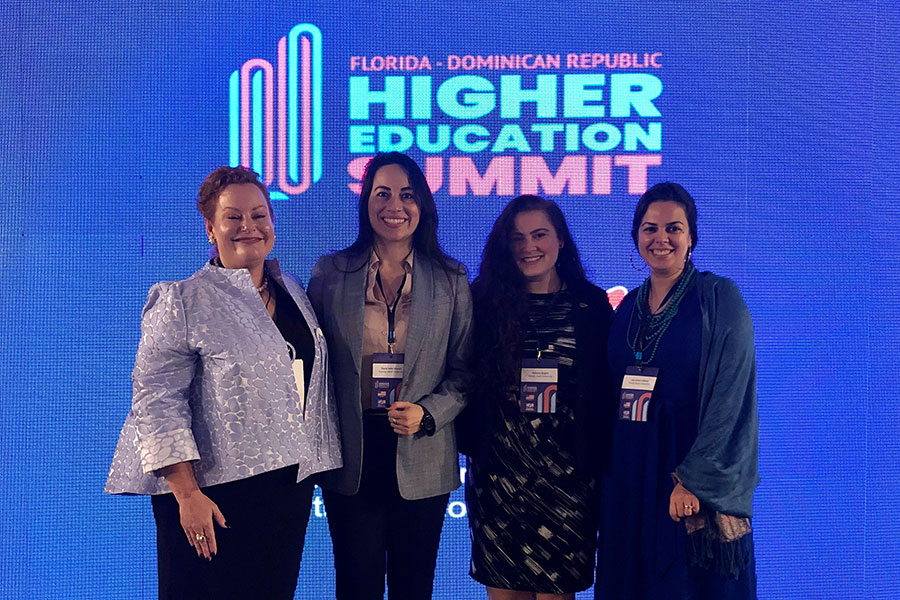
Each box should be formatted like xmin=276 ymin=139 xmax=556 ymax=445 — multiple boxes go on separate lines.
xmin=403 ymin=256 xmax=433 ymax=378
xmin=341 ymin=254 xmax=368 ymax=376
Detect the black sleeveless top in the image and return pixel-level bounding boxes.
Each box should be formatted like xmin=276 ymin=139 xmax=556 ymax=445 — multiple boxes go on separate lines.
xmin=272 ymin=280 xmax=315 ymax=393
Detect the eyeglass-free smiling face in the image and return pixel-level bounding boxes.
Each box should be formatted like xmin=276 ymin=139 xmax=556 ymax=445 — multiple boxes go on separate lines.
xmin=205 ymin=183 xmax=275 ymax=270
xmin=367 ymin=164 xmax=421 ymax=248
xmin=637 ymin=200 xmax=692 ymax=278
xmin=510 ymin=209 xmax=563 ymax=292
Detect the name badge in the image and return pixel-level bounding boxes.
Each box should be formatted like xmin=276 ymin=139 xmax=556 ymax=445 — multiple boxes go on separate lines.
xmin=371 ymin=352 xmax=404 ymax=409
xmin=286 ymin=343 xmax=306 ymax=412
xmin=619 ymin=365 xmax=658 ymax=422
xmin=520 ymin=358 xmax=558 ymax=413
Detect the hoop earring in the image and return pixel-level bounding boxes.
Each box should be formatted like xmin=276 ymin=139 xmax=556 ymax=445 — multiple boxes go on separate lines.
xmin=630 ymin=247 xmax=647 ymax=272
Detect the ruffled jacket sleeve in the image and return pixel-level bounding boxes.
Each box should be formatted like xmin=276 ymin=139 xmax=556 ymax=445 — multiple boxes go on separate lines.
xmin=675 ymin=274 xmax=759 ymax=518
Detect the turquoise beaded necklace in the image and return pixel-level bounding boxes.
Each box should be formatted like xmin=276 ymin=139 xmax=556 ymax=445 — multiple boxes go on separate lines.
xmin=626 ymin=261 xmax=697 ymax=366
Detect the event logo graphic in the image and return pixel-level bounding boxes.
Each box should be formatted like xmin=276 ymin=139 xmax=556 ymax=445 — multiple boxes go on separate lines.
xmin=229 ymin=27 xmax=661 ymax=201
xmin=228 ymin=24 xmax=322 ymax=199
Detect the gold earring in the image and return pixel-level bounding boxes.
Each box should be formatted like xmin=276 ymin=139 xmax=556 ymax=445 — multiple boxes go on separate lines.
xmin=208 ymin=235 xmax=215 ymax=245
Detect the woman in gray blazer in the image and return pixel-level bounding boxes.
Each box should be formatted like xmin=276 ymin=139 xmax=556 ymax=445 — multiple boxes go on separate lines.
xmin=308 ymin=152 xmax=472 ymax=600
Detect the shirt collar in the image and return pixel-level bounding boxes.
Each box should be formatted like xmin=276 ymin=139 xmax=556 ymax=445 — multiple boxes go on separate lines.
xmin=204 ymin=258 xmax=282 ymax=291
xmin=368 ymin=248 xmax=414 ymax=273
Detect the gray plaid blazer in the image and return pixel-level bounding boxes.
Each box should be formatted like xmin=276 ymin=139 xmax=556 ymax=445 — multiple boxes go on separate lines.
xmin=308 ymin=250 xmax=472 ymax=500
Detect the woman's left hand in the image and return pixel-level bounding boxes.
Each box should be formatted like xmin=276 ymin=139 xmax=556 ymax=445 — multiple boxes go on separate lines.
xmin=669 ymin=482 xmax=701 ymax=522
xmin=387 ymin=401 xmax=424 ymax=436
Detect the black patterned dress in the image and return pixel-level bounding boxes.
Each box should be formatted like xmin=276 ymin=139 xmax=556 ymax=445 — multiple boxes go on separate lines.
xmin=466 ymin=290 xmax=598 ymax=593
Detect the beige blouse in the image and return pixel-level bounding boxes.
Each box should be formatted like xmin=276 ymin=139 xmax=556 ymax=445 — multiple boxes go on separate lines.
xmin=360 ymin=250 xmax=414 ymax=410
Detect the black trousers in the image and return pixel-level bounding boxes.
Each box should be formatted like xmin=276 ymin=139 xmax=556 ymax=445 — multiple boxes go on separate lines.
xmin=151 ymin=466 xmax=314 ymax=600
xmin=323 ymin=413 xmax=450 ymax=600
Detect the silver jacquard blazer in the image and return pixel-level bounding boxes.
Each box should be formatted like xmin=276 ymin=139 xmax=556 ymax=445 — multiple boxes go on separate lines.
xmin=105 ymin=259 xmax=342 ymax=495
xmin=308 ymin=251 xmax=472 ymax=500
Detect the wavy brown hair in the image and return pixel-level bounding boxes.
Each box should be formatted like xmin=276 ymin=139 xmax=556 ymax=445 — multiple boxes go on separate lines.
xmin=471 ymin=195 xmax=588 ymax=401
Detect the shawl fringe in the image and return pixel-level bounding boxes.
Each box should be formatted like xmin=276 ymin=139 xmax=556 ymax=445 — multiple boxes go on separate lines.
xmin=686 ymin=511 xmax=753 ymax=579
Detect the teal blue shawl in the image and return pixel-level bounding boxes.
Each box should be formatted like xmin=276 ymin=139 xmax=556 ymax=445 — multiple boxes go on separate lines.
xmin=675 ymin=272 xmax=759 ymax=518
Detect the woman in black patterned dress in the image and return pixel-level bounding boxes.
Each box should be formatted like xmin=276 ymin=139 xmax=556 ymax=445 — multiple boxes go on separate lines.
xmin=460 ymin=195 xmax=612 ymax=600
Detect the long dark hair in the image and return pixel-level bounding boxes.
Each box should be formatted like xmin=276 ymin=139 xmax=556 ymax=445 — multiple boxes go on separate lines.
xmin=471 ymin=195 xmax=588 ymax=400
xmin=344 ymin=152 xmax=453 ymax=269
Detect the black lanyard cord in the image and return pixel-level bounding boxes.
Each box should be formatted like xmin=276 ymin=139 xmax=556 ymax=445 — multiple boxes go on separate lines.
xmin=375 ymin=269 xmax=408 ymax=353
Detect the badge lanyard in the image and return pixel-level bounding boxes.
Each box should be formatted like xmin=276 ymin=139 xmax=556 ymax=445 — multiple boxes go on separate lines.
xmin=620 ymin=286 xmax=672 ymax=421
xmin=628 ymin=275 xmax=688 ymax=367
xmin=621 ymin=266 xmax=695 ymax=421
xmin=371 ymin=266 xmax=408 ymax=409
xmin=628 ymin=262 xmax=696 ymax=366
xmin=520 ymin=288 xmax=562 ymax=413
xmin=526 ymin=287 xmax=562 ymax=360
xmin=375 ymin=269 xmax=408 ymax=355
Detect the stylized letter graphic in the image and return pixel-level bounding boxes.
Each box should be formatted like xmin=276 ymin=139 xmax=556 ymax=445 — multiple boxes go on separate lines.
xmin=240 ymin=59 xmax=275 ymax=184
xmin=229 ymin=24 xmax=323 ymax=197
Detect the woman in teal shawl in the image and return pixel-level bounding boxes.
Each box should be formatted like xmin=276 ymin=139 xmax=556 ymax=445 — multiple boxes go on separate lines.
xmin=596 ymin=182 xmax=758 ymax=599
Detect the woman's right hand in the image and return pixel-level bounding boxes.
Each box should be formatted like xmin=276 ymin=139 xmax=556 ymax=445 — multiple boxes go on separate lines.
xmin=176 ymin=489 xmax=227 ymax=559
xmin=159 ymin=462 xmax=227 ymax=559
xmin=669 ymin=481 xmax=700 ymax=522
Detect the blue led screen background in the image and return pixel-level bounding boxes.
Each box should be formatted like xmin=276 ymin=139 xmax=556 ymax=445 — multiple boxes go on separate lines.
xmin=1 ymin=1 xmax=898 ymax=598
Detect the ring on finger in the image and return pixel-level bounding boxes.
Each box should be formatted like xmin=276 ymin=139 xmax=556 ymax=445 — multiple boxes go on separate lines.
xmin=195 ymin=533 xmax=206 ymax=542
